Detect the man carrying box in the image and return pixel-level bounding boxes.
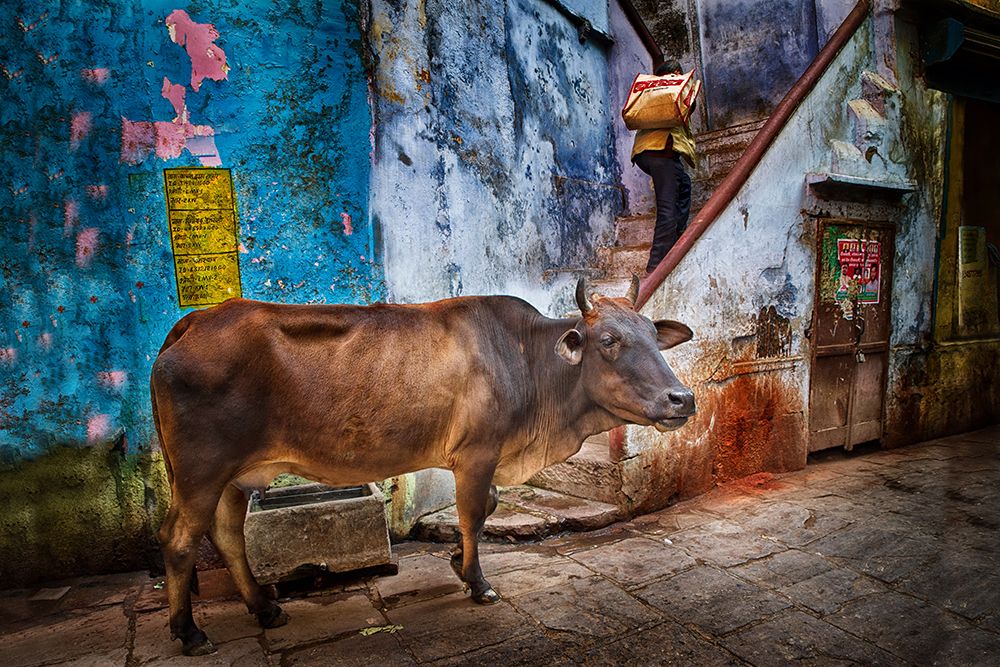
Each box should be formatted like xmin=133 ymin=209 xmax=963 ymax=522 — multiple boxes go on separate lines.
xmin=627 ymin=60 xmax=699 ymax=275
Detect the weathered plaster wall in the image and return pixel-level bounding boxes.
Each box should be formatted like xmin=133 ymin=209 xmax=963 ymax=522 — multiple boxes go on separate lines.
xmin=0 ymin=0 xmax=376 ymax=584
xmin=368 ymin=0 xmax=622 ymax=313
xmin=626 ymin=13 xmax=951 ymax=509
xmin=365 ymin=0 xmax=626 ymax=534
xmin=608 ymin=0 xmax=654 ymax=215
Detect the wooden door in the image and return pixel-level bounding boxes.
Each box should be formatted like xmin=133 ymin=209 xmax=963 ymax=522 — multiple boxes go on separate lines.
xmin=808 ymin=220 xmax=894 ymax=452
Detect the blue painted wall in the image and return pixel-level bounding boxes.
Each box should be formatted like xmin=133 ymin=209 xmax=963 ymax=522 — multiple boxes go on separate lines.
xmin=0 ymin=0 xmax=375 ymax=582
xmin=370 ymin=0 xmax=623 ymax=314
xmin=0 ymin=0 xmax=376 ymax=463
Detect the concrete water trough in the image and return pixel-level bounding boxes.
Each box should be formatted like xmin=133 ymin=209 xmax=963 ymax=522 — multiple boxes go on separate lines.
xmin=244 ymin=482 xmax=392 ymax=585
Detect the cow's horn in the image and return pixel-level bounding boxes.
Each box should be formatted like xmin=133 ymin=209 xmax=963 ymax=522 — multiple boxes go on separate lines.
xmin=626 ymin=274 xmax=640 ymax=306
xmin=576 ymin=276 xmax=593 ymax=314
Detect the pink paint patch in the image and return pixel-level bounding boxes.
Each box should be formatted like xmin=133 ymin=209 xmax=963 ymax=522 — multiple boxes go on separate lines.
xmin=120 ymin=118 xmax=157 ymax=165
xmin=76 ymin=227 xmax=99 ymax=267
xmin=97 ymin=370 xmax=127 ymax=389
xmin=160 ymin=77 xmax=187 ymax=118
xmin=63 ymin=199 xmax=79 ymax=236
xmin=37 ymin=332 xmax=53 ymax=350
xmin=121 ymin=117 xmax=220 ymax=165
xmin=0 ymin=347 xmax=15 ymax=364
xmin=81 ymin=68 xmax=109 ymax=84
xmin=340 ymin=212 xmax=353 ymax=236
xmin=87 ymin=414 xmax=111 ymax=443
xmin=85 ymin=184 xmax=108 ymax=199
xmin=70 ymin=111 xmax=92 ymax=149
xmin=166 ymin=9 xmax=229 ymax=91
xmin=153 ymin=120 xmax=190 ymax=160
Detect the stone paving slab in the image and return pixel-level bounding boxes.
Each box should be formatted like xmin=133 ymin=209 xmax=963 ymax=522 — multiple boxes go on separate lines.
xmin=2 ymin=428 xmax=998 ymax=666
xmin=427 ymin=630 xmax=579 ymax=667
xmin=825 ymin=591 xmax=999 ymax=665
xmin=637 ymin=565 xmax=791 ymax=636
xmin=384 ymin=592 xmax=529 ymax=663
xmin=664 ymin=518 xmax=787 ymax=567
xmin=262 ymin=593 xmax=380 ymax=652
xmin=488 ymin=557 xmax=593 ymax=599
xmin=1 ymin=605 xmax=129 ymax=667
xmin=284 ymin=631 xmax=414 ymax=667
xmin=508 ymin=575 xmax=660 ymax=638
xmin=722 ymin=608 xmax=905 ymax=667
xmin=583 ymin=620 xmax=746 ymax=666
xmin=567 ymin=536 xmax=696 ymax=588
xmin=373 ymin=554 xmax=463 ymax=609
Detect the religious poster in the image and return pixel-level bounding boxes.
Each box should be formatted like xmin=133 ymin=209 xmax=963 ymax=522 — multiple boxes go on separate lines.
xmin=164 ymin=168 xmax=242 ymax=308
xmin=835 ymin=238 xmax=881 ymax=305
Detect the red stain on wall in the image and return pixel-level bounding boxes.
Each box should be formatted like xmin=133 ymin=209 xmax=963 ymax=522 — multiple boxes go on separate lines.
xmin=707 ymin=374 xmax=804 ymax=483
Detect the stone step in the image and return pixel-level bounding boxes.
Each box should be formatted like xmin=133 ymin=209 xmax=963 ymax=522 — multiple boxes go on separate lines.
xmin=412 ymin=485 xmax=622 ymax=543
xmin=598 ymin=246 xmax=649 ymax=279
xmin=590 ymin=277 xmax=633 ymax=300
xmin=528 ymin=439 xmax=625 ymax=507
xmin=615 ymin=214 xmax=655 ymax=247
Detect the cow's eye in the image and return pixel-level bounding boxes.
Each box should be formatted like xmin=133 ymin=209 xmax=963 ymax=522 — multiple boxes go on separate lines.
xmin=600 ymin=334 xmax=617 ymax=348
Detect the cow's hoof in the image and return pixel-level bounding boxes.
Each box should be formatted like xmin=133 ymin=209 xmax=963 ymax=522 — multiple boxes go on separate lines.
xmin=181 ymin=637 xmax=216 ymax=657
xmin=471 ymin=587 xmax=501 ymax=605
xmin=256 ymin=604 xmax=289 ymax=629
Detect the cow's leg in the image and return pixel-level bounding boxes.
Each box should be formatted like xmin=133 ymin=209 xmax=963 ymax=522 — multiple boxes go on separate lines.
xmin=451 ymin=469 xmax=500 ymax=604
xmin=450 ymin=484 xmax=497 ymax=580
xmin=208 ymin=484 xmax=288 ymax=629
xmin=159 ymin=496 xmax=219 ymax=656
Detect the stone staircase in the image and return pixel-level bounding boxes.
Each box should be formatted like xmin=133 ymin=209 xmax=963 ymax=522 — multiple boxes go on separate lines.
xmin=593 ymin=213 xmax=656 ymax=291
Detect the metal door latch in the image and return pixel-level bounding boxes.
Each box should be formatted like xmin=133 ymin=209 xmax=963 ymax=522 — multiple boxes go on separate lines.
xmin=855 ymin=350 xmax=866 ymax=363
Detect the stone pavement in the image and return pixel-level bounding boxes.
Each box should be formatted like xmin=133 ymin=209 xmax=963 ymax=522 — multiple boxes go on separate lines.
xmin=1 ymin=426 xmax=998 ymax=666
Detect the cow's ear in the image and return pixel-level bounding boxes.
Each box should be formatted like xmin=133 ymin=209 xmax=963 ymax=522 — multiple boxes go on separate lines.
xmin=654 ymin=320 xmax=693 ymax=350
xmin=555 ymin=329 xmax=585 ymax=365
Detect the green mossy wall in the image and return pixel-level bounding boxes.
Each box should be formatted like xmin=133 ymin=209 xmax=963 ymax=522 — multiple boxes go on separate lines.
xmin=0 ymin=446 xmax=169 ymax=587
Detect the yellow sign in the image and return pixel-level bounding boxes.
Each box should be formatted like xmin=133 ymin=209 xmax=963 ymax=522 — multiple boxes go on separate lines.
xmin=164 ymin=168 xmax=242 ymax=308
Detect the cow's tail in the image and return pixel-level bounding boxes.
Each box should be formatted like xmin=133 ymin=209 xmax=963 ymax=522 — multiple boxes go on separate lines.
xmin=151 ymin=313 xmax=201 ymax=595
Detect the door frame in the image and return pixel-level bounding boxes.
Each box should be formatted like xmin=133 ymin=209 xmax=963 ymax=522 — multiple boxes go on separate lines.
xmin=807 ymin=217 xmax=896 ymax=452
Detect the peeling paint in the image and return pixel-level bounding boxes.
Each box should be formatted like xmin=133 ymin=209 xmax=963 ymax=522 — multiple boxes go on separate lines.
xmin=165 ymin=9 xmax=229 ymax=91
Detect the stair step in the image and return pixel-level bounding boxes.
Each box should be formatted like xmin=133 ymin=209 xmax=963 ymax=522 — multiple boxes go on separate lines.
xmin=615 ymin=214 xmax=655 ymax=247
xmin=598 ymin=246 xmax=649 ymax=279
xmin=528 ymin=441 xmax=625 ymax=507
xmin=412 ymin=486 xmax=622 ymax=542
xmin=589 ymin=277 xmax=632 ymax=299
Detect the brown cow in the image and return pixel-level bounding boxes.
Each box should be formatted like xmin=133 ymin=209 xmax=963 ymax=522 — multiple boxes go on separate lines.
xmin=150 ymin=277 xmax=695 ymax=655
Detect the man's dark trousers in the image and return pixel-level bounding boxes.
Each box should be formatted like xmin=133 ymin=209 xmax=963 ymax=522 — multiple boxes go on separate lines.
xmin=635 ymin=152 xmax=691 ymax=274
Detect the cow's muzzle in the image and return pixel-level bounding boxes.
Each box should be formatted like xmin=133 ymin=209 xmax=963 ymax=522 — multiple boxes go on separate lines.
xmin=652 ymin=387 xmax=696 ymax=432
